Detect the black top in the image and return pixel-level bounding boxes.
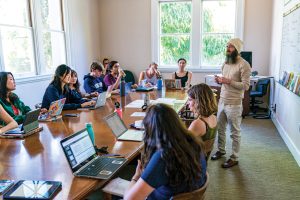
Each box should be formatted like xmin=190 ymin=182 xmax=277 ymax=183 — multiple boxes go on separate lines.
xmin=175 ymin=71 xmax=189 ymax=88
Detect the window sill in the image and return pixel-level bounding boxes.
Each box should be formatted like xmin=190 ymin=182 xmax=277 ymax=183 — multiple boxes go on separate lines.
xmin=15 ymin=74 xmax=52 ymax=85
xmin=159 ymin=68 xmax=221 ymax=74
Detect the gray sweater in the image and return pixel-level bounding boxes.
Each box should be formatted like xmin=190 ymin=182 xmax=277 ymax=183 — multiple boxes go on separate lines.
xmin=220 ymin=56 xmax=251 ymax=105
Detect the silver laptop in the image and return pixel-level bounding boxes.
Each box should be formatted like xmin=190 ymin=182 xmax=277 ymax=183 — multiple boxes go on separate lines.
xmin=104 ymin=112 xmax=144 ymax=142
xmin=87 ymin=92 xmax=107 ymax=110
xmin=2 ymin=109 xmax=41 ymax=137
xmin=60 ymin=128 xmax=127 ymax=179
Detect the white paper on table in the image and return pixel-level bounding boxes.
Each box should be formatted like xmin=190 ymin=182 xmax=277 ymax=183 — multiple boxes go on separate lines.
xmin=131 ymin=112 xmax=146 ymax=117
xmin=153 ymin=98 xmax=176 ymax=105
xmin=125 ymin=100 xmax=154 ymax=108
xmin=102 ymin=177 xmax=130 ymax=197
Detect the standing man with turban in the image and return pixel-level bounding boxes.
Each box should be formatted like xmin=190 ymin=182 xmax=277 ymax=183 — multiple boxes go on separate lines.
xmin=211 ymin=38 xmax=251 ymax=168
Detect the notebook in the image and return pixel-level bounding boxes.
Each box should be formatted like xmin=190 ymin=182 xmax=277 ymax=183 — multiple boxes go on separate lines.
xmin=135 ymin=86 xmax=154 ymax=92
xmin=104 ymin=112 xmax=144 ymax=142
xmin=60 ymin=128 xmax=127 ymax=179
xmin=39 ymin=98 xmax=66 ymax=121
xmin=0 ymin=109 xmax=43 ymax=138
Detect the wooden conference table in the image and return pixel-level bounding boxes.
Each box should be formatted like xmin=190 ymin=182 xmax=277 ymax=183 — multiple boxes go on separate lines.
xmin=0 ymin=89 xmax=187 ymax=200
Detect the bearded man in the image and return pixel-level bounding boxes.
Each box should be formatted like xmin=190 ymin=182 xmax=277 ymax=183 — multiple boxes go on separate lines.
xmin=211 ymin=38 xmax=251 ymax=168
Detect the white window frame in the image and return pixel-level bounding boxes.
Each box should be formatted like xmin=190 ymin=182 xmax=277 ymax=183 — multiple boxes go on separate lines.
xmin=151 ymin=0 xmax=245 ymax=72
xmin=0 ymin=0 xmax=71 ymax=84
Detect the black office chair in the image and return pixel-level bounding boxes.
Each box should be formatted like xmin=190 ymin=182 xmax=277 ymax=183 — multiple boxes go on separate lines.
xmin=124 ymin=70 xmax=135 ymax=84
xmin=250 ymin=78 xmax=270 ymax=118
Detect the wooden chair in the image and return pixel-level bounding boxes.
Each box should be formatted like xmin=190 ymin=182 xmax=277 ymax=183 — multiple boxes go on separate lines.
xmin=172 ymin=172 xmax=209 ymax=200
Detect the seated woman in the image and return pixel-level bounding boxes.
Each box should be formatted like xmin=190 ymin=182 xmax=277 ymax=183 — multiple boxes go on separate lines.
xmin=42 ymin=64 xmax=94 ymax=110
xmin=69 ymin=69 xmax=98 ymax=101
xmin=0 ymin=104 xmax=18 ymax=134
xmin=83 ymin=62 xmax=107 ymax=94
xmin=124 ymin=103 xmax=207 ymax=200
xmin=138 ymin=62 xmax=161 ymax=87
xmin=0 ymin=72 xmax=31 ymax=125
xmin=104 ymin=61 xmax=125 ymax=90
xmin=187 ymin=83 xmax=218 ymax=160
xmin=172 ymin=58 xmax=192 ymax=88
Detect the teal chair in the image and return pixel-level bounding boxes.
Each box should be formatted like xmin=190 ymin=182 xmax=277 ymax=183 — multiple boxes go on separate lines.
xmin=124 ymin=70 xmax=135 ymax=84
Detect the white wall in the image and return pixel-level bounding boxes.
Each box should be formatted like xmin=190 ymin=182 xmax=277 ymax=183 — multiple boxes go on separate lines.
xmin=15 ymin=0 xmax=101 ymax=108
xmin=270 ymin=0 xmax=300 ymax=166
xmin=99 ymin=0 xmax=273 ymax=82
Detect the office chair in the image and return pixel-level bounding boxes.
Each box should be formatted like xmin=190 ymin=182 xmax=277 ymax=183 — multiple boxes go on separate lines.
xmin=124 ymin=70 xmax=135 ymax=84
xmin=250 ymin=78 xmax=270 ymax=118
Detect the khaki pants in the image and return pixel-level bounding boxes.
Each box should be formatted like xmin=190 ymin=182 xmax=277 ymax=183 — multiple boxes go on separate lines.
xmin=217 ymin=100 xmax=243 ymax=161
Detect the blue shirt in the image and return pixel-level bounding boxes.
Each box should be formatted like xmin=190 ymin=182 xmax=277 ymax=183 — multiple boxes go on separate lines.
xmin=83 ymin=74 xmax=106 ymax=93
xmin=41 ymin=84 xmax=82 ymax=110
xmin=141 ymin=151 xmax=207 ymax=200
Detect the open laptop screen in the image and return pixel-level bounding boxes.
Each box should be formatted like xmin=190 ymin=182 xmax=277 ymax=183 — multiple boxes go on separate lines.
xmin=105 ymin=112 xmax=127 ymax=138
xmin=61 ymin=129 xmax=96 ymax=171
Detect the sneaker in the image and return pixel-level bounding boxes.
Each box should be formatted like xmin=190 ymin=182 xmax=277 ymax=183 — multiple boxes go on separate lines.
xmin=211 ymin=151 xmax=226 ymax=160
xmin=221 ymin=159 xmax=238 ymax=168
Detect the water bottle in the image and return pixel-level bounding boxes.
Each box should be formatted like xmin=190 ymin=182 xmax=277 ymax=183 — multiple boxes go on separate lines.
xmin=114 ymin=102 xmax=123 ymax=118
xmin=120 ymin=78 xmax=125 ymax=96
xmin=144 ymin=93 xmax=150 ymax=106
xmin=86 ymin=122 xmax=95 ymax=145
xmin=157 ymin=78 xmax=162 ymax=90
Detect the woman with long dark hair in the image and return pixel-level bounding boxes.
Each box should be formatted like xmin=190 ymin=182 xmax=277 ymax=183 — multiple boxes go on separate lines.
xmin=103 ymin=61 xmax=125 ymax=90
xmin=0 ymin=72 xmax=31 ymax=124
xmin=124 ymin=103 xmax=207 ymax=200
xmin=172 ymin=58 xmax=192 ymax=89
xmin=41 ymin=64 xmax=94 ymax=110
xmin=69 ymin=69 xmax=98 ymax=102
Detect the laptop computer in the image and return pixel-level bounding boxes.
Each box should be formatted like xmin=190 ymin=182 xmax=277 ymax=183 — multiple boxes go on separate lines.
xmin=82 ymin=92 xmax=107 ymax=110
xmin=1 ymin=109 xmax=42 ymax=138
xmin=103 ymin=112 xmax=144 ymax=142
xmin=60 ymin=128 xmax=127 ymax=179
xmin=39 ymin=98 xmax=66 ymax=121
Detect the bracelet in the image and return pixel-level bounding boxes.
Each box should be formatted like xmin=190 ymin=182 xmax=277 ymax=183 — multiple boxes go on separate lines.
xmin=131 ymin=178 xmax=138 ymax=182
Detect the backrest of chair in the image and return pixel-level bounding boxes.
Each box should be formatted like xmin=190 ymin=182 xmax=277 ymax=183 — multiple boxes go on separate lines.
xmin=124 ymin=70 xmax=135 ymax=84
xmin=256 ymin=78 xmax=270 ymax=95
xmin=172 ymin=172 xmax=209 ymax=200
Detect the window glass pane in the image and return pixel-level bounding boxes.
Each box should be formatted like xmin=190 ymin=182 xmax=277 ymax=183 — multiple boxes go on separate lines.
xmin=160 ymin=2 xmax=191 ymax=34
xmin=201 ymin=34 xmax=233 ymax=66
xmin=160 ymin=36 xmax=190 ymax=66
xmin=202 ymin=1 xmax=236 ymax=33
xmin=1 ymin=27 xmax=36 ymax=77
xmin=0 ymin=0 xmax=30 ymax=26
xmin=40 ymin=0 xmax=63 ymax=30
xmin=42 ymin=31 xmax=66 ymax=73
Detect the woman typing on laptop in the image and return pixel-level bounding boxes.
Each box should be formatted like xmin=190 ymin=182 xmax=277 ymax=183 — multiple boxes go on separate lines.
xmin=0 ymin=72 xmax=31 ymax=125
xmin=0 ymin=104 xmax=18 ymax=134
xmin=42 ymin=65 xmax=95 ymax=110
xmin=124 ymin=104 xmax=207 ymax=200
xmin=69 ymin=69 xmax=98 ymax=102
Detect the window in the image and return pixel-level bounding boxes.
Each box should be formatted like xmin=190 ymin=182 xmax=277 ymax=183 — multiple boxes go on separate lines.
xmin=152 ymin=0 xmax=244 ymax=70
xmin=0 ymin=0 xmax=68 ymax=78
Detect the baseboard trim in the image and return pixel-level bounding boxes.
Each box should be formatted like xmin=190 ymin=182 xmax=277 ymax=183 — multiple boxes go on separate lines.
xmin=271 ymin=114 xmax=300 ymax=167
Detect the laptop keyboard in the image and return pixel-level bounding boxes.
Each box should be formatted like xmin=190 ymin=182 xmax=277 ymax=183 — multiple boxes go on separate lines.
xmin=79 ymin=157 xmax=112 ymax=176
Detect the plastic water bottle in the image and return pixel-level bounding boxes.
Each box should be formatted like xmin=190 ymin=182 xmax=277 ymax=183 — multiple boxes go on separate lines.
xmin=120 ymin=78 xmax=125 ymax=96
xmin=114 ymin=102 xmax=123 ymax=118
xmin=86 ymin=122 xmax=95 ymax=145
xmin=157 ymin=78 xmax=162 ymax=90
xmin=144 ymin=93 xmax=150 ymax=106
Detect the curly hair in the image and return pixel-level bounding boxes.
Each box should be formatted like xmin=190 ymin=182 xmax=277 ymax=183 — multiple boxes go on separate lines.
xmin=187 ymin=83 xmax=217 ymax=117
xmin=142 ymin=103 xmax=205 ymax=190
